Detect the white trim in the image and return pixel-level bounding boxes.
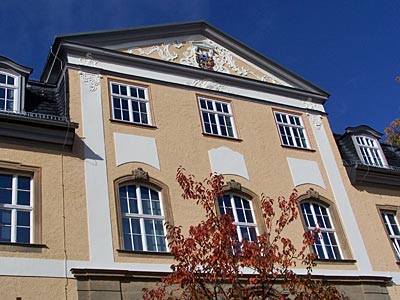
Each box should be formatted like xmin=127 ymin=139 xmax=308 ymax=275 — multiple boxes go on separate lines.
xmin=80 ymin=71 xmax=114 ymax=264
xmin=0 ymin=256 xmax=395 ymax=282
xmin=307 ymin=113 xmax=373 ymax=272
xmin=67 ymin=54 xmax=326 ymax=113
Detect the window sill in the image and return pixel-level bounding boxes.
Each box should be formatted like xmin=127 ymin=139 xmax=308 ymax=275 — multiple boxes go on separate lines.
xmin=0 ymin=242 xmax=47 ymax=253
xmin=202 ymin=132 xmax=242 ymax=142
xmin=117 ymin=249 xmax=172 ymax=258
xmin=109 ymin=119 xmax=158 ymax=129
xmin=315 ymin=259 xmax=356 ymax=265
xmin=280 ymin=144 xmax=316 ymax=152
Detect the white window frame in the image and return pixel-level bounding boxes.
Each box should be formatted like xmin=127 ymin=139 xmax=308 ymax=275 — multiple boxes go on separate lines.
xmin=110 ymin=82 xmax=152 ymax=125
xmin=300 ymin=202 xmax=342 ymax=260
xmin=381 ymin=211 xmax=400 ymax=261
xmin=218 ymin=194 xmax=258 ymax=241
xmin=0 ymin=70 xmax=20 ymax=113
xmin=353 ymin=135 xmax=387 ymax=168
xmin=119 ymin=183 xmax=168 ymax=252
xmin=198 ymin=97 xmax=237 ymax=138
xmin=274 ymin=111 xmax=310 ymax=149
xmin=0 ymin=173 xmax=33 ymax=244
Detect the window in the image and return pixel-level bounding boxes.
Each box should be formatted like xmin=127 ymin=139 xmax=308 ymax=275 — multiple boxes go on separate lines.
xmin=381 ymin=211 xmax=400 ymax=260
xmin=353 ymin=135 xmax=387 ymax=168
xmin=300 ymin=202 xmax=342 ymax=259
xmin=274 ymin=111 xmax=309 ymax=149
xmin=0 ymin=173 xmax=32 ymax=243
xmin=110 ymin=82 xmax=151 ymax=125
xmin=0 ymin=71 xmax=18 ymax=112
xmin=198 ymin=97 xmax=237 ymax=138
xmin=218 ymin=194 xmax=258 ymax=241
xmin=119 ymin=183 xmax=167 ymax=252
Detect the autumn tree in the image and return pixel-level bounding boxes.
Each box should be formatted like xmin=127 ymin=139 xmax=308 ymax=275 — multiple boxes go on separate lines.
xmin=143 ymin=167 xmax=348 ymax=300
xmin=385 ymin=116 xmax=400 ymax=146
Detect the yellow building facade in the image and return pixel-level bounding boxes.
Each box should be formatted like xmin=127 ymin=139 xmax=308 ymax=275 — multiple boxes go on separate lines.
xmin=0 ymin=22 xmax=398 ymax=299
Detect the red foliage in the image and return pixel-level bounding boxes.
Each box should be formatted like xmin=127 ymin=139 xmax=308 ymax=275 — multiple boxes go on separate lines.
xmin=143 ymin=167 xmax=348 ymax=300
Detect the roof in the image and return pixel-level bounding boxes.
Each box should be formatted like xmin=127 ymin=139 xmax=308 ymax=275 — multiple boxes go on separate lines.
xmin=41 ymin=21 xmax=330 ymax=101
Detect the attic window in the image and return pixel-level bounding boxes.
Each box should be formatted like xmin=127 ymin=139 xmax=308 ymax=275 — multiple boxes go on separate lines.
xmin=353 ymin=135 xmax=387 ymax=168
xmin=0 ymin=71 xmax=19 ymax=112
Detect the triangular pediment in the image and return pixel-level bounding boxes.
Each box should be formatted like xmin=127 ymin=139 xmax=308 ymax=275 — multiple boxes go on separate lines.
xmin=44 ymin=22 xmax=329 ymax=98
xmin=111 ymin=35 xmax=291 ymax=87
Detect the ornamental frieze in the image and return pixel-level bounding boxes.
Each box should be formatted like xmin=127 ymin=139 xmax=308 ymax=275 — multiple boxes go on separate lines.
xmin=126 ymin=39 xmax=289 ymax=87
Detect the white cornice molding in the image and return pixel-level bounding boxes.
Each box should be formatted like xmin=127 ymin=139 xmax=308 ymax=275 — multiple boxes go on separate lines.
xmin=67 ymin=53 xmax=327 ymax=113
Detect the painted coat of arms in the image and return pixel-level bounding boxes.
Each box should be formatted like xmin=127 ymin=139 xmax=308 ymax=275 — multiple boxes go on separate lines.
xmin=195 ymin=46 xmax=215 ymax=71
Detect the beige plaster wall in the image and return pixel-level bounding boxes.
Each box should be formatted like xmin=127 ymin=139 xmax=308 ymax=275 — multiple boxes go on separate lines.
xmin=0 ymin=70 xmax=89 ymax=261
xmin=0 ymin=276 xmax=78 ymax=300
xmin=0 ymin=140 xmax=88 ymax=261
xmin=321 ymin=117 xmax=400 ymax=273
xmin=98 ymin=73 xmax=354 ymax=269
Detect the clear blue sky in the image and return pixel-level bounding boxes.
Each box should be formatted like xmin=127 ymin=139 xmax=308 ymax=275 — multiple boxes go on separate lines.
xmin=1 ymin=0 xmax=399 ymax=134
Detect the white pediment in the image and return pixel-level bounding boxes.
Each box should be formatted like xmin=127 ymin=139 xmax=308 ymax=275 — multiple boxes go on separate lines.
xmin=111 ymin=35 xmax=292 ymax=87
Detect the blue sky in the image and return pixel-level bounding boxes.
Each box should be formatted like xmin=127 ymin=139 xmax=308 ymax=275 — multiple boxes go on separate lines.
xmin=1 ymin=1 xmax=399 ymax=134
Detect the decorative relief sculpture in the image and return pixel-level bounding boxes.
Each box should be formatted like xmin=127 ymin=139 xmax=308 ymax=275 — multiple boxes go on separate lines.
xmin=128 ymin=38 xmax=288 ymax=86
xmin=306 ymin=188 xmax=319 ymax=199
xmin=226 ymin=179 xmax=242 ymax=191
xmin=128 ymin=42 xmax=183 ymax=61
xmin=190 ymin=79 xmax=227 ymax=92
xmin=307 ymin=113 xmax=323 ymax=130
xmin=79 ymin=71 xmax=101 ymax=92
xmin=80 ymin=53 xmax=98 ymax=67
xmin=131 ymin=167 xmax=149 ymax=181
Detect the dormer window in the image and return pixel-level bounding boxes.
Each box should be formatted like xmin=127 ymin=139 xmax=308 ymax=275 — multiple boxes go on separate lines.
xmin=0 ymin=56 xmax=32 ymax=114
xmin=353 ymin=135 xmax=387 ymax=168
xmin=0 ymin=71 xmax=19 ymax=112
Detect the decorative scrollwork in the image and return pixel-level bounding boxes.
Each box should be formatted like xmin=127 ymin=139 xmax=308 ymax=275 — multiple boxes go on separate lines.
xmin=79 ymin=71 xmax=100 ymax=92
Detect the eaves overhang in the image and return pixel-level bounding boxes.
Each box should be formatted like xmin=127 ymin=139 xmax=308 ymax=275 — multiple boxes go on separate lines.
xmin=51 ymin=41 xmax=329 ymax=106
xmin=0 ymin=112 xmax=78 ymax=152
xmin=0 ymin=56 xmax=33 ymax=77
xmin=346 ymin=163 xmax=400 ymax=190
xmin=41 ymin=21 xmax=329 ymax=99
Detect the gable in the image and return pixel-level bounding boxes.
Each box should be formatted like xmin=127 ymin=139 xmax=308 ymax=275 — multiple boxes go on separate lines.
xmin=44 ymin=22 xmax=329 ymax=98
xmin=112 ymin=36 xmax=291 ymax=87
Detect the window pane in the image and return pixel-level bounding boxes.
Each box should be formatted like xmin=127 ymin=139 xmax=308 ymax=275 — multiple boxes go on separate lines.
xmin=130 ymin=87 xmax=138 ymax=98
xmin=145 ymin=220 xmax=154 ymax=235
xmin=0 ymin=210 xmax=11 ymax=225
xmin=0 ymin=188 xmax=12 ymax=204
xmin=146 ymin=235 xmax=157 ymax=251
xmin=0 ymin=226 xmax=11 ymax=242
xmin=154 ymin=220 xmax=164 ymax=235
xmin=133 ymin=235 xmax=143 ymax=251
xmin=131 ymin=219 xmax=141 ymax=234
xmin=156 ymin=236 xmax=167 ymax=252
xmin=0 ymin=174 xmax=12 ymax=189
xmin=120 ymin=85 xmax=127 ymax=95
xmin=138 ymin=89 xmax=145 ymax=99
xmin=123 ymin=234 xmax=133 ymax=250
xmin=16 ymin=227 xmax=30 ymax=243
xmin=18 ymin=176 xmax=30 ymax=190
xmin=17 ymin=211 xmax=30 ymax=227
xmin=17 ymin=191 xmax=30 ymax=206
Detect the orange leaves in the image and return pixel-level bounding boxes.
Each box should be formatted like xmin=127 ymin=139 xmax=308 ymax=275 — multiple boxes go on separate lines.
xmin=385 ymin=116 xmax=400 ymax=146
xmin=143 ymin=169 xmax=348 ymax=300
